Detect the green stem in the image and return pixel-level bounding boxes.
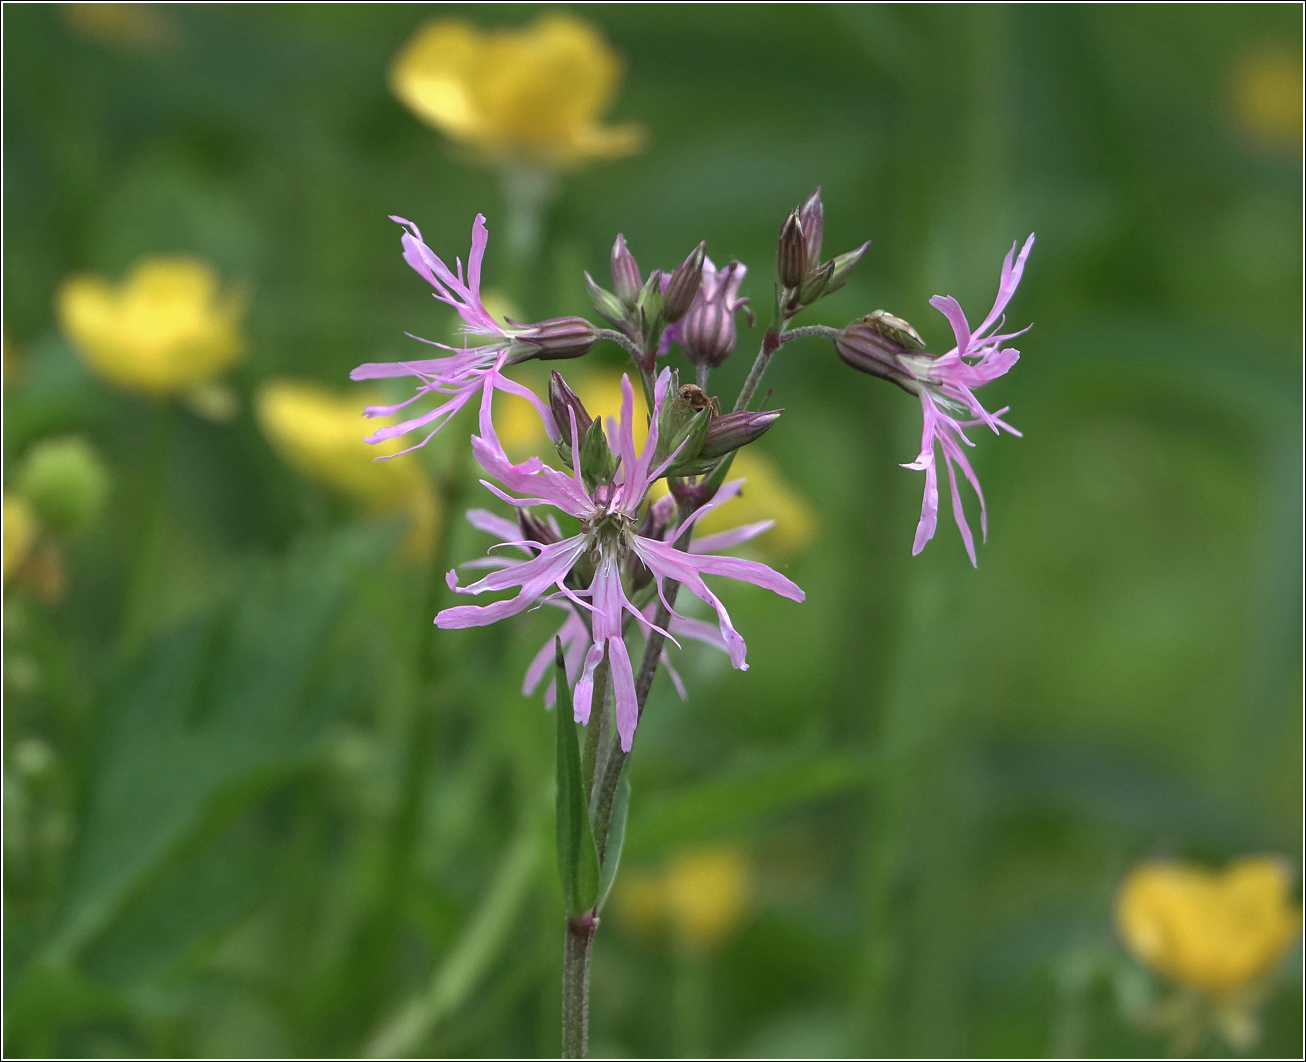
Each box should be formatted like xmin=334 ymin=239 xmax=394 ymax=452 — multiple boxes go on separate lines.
xmin=562 ymin=915 xmax=596 ymax=1058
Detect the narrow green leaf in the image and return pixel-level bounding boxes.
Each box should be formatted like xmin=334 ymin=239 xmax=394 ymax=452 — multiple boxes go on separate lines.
xmin=554 ymin=639 xmax=600 ymax=916
xmin=596 ymin=775 xmax=631 ymax=913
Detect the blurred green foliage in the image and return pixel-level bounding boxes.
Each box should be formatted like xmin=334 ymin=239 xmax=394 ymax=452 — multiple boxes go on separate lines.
xmin=3 ymin=3 xmax=1301 ymax=1057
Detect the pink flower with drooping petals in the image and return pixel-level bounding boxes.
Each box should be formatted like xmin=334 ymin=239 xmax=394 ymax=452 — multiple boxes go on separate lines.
xmin=351 ymin=214 xmax=555 ymax=454
xmin=436 ymin=370 xmax=804 ymax=752
xmin=898 ymin=234 xmax=1034 ymax=565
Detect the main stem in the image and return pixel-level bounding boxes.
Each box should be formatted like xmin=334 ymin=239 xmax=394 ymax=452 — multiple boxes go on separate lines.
xmin=562 ymin=515 xmax=695 ymax=1057
xmin=562 ymin=915 xmax=596 ymax=1059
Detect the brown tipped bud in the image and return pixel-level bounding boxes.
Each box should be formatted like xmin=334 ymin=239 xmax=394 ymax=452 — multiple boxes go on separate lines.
xmin=697 ymin=408 xmax=783 ymax=460
xmin=610 ymin=234 xmax=643 ymax=309
xmin=834 ymin=320 xmax=919 ymax=384
xmin=663 ymin=240 xmax=706 ymax=323
xmin=519 ymin=509 xmax=561 ymax=547
xmin=549 ymin=370 xmax=594 ymax=438
xmin=776 ymin=210 xmax=808 ymax=289
xmin=798 ymin=186 xmax=824 ymax=265
xmin=508 ymin=316 xmax=598 ymax=364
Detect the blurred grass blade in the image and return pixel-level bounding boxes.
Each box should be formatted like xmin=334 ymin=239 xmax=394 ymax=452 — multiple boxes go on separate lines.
xmin=596 ymin=775 xmax=630 ymax=913
xmin=365 ymin=815 xmax=543 ymax=1058
xmin=626 ymin=751 xmax=877 ymax=858
xmin=44 ymin=528 xmax=386 ymax=963
xmin=554 ymin=639 xmax=600 ymax=917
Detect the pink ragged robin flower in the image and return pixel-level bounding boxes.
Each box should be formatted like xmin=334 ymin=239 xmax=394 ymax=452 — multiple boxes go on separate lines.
xmin=836 ymin=234 xmax=1034 ymax=565
xmin=436 ymin=370 xmax=804 ymax=751
xmin=351 ymin=214 xmax=594 ymax=454
xmin=455 ymin=498 xmax=775 ymax=709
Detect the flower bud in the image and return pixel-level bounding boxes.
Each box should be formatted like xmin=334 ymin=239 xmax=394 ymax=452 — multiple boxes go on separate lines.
xmin=797 ymin=259 xmax=835 ymax=307
xmin=585 ymin=271 xmax=626 ymax=328
xmin=15 ymin=436 xmax=109 ymax=536
xmin=824 ymin=241 xmax=871 ymax=297
xmin=549 ymin=370 xmax=594 ymax=440
xmin=681 ymin=261 xmax=749 ymax=369
xmin=518 ymin=509 xmax=561 ymax=547
xmin=579 ymin=418 xmax=618 ymax=489
xmin=776 ymin=210 xmax=808 ymax=290
xmin=663 ymin=241 xmax=706 ymax=323
xmin=610 ymin=234 xmax=643 ymax=310
xmin=507 ymin=316 xmax=598 ymax=364
xmin=697 ymin=408 xmax=782 ymax=461
xmin=797 ymin=186 xmax=824 ymax=266
xmin=834 ymin=318 xmax=922 ymax=386
xmin=681 ymin=297 xmax=736 ymax=369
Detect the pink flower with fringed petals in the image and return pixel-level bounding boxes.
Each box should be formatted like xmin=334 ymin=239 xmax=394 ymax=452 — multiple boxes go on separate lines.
xmin=351 ymin=214 xmax=554 ymax=455
xmin=436 ymin=370 xmax=804 ymax=752
xmin=899 ymin=234 xmax=1034 ymax=565
xmin=456 ymin=500 xmax=775 ymax=710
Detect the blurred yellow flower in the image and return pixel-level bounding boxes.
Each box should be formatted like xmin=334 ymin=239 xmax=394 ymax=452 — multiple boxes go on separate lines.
xmin=62 ymin=2 xmax=177 ymax=52
xmin=390 ymin=13 xmax=644 ymax=168
xmin=689 ymin=448 xmax=817 ymax=558
xmin=616 ymin=846 xmax=753 ymax=951
xmin=3 ymin=495 xmax=67 ymax=604
xmin=1231 ymin=45 xmax=1303 ymax=151
xmin=58 ymin=257 xmax=246 ymax=398
xmin=1116 ymin=856 xmax=1301 ymax=997
xmin=3 ymin=495 xmax=38 ymax=586
xmin=255 ymin=380 xmax=439 ymax=560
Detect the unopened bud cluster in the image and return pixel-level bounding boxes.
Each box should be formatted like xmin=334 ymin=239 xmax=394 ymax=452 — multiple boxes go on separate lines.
xmin=586 ymin=237 xmax=706 ymax=372
xmin=776 ymin=187 xmax=869 ymax=319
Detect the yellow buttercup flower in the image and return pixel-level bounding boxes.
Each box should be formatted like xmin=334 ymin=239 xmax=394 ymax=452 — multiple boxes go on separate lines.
xmin=1116 ymin=856 xmax=1301 ymax=997
xmin=3 ymin=495 xmax=38 ymax=585
xmin=616 ymin=846 xmax=753 ymax=951
xmin=390 ymin=13 xmax=644 ymax=168
xmin=1231 ymin=45 xmax=1303 ymax=152
xmin=58 ymin=257 xmax=245 ymax=397
xmin=255 ymin=380 xmax=439 ymax=560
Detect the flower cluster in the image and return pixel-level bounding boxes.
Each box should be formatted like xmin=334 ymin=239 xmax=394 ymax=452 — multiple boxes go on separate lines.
xmin=354 ymin=188 xmax=1034 ymax=750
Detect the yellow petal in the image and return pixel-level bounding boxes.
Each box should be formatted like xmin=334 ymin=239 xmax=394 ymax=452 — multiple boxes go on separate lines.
xmin=255 ymin=380 xmax=440 ymax=560
xmin=390 ymin=13 xmax=644 ymax=167
xmin=664 ymin=847 xmax=753 ymax=951
xmin=3 ymin=494 xmax=38 ymax=585
xmin=1231 ymin=45 xmax=1303 ymax=152
xmin=1116 ymin=857 xmax=1302 ymax=996
xmin=682 ymin=448 xmax=817 ymax=558
xmin=58 ymin=256 xmax=245 ymax=397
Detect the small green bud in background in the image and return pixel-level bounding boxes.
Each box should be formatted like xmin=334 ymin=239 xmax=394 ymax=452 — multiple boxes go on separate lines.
xmin=15 ymin=436 xmax=109 ymax=536
xmin=584 ymin=271 xmax=626 ymax=329
xmin=824 ymin=241 xmax=872 ymax=297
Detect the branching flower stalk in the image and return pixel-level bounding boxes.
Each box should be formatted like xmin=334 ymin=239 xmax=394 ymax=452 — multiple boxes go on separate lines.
xmin=352 ymin=186 xmax=1034 ymax=1056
